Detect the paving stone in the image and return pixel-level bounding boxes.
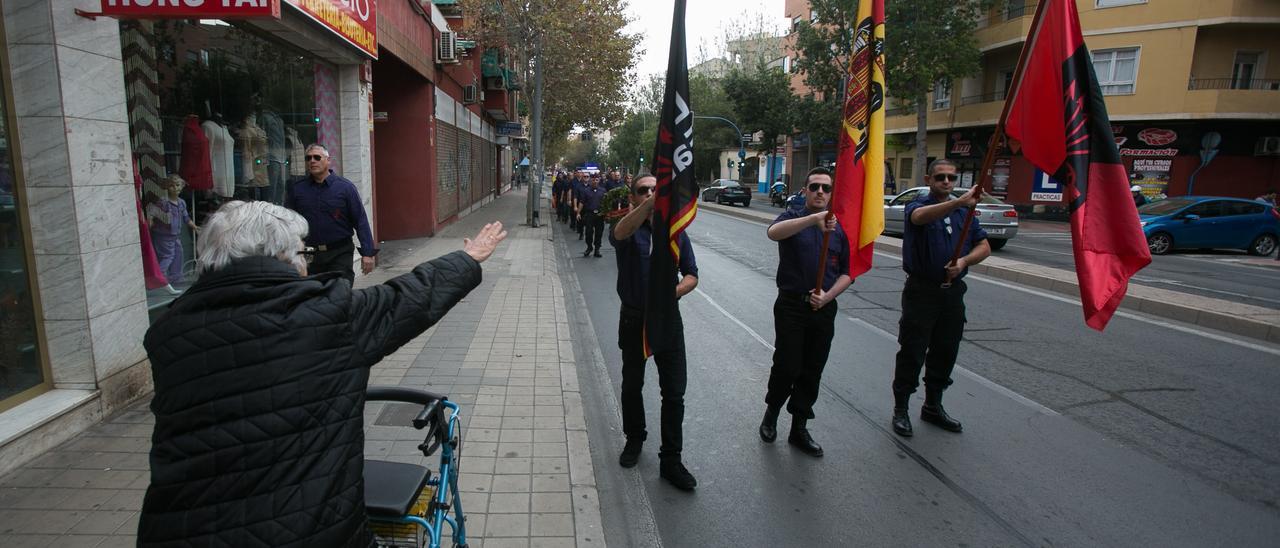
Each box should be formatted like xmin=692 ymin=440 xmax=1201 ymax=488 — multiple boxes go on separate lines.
xmin=529 ymin=513 xmax=574 ymax=538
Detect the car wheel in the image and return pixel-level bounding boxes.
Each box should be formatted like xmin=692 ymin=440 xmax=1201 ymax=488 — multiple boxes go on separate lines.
xmin=1248 ymin=233 xmax=1278 ymax=256
xmin=988 ymin=238 xmax=1007 ymax=251
xmin=1148 ymin=232 xmax=1173 ymax=255
xmin=744 ymin=200 xmax=751 ymax=207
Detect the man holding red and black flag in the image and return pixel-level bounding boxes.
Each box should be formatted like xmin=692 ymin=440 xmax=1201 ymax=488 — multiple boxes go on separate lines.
xmin=607 ymin=0 xmax=700 ymax=491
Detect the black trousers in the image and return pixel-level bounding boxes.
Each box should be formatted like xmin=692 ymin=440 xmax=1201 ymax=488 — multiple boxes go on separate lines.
xmin=556 ymin=200 xmax=569 ymax=222
xmin=765 ymin=293 xmax=837 ymax=420
xmin=309 ymin=239 xmax=355 ymax=285
xmin=618 ymin=309 xmax=686 ymax=459
xmin=892 ymin=278 xmax=967 ymax=397
xmin=582 ymin=211 xmax=604 ymax=251
xmin=570 ymin=206 xmax=579 ymax=231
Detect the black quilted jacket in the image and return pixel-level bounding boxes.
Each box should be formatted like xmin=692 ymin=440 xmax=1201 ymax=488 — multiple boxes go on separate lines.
xmin=138 ymin=251 xmax=482 ymax=547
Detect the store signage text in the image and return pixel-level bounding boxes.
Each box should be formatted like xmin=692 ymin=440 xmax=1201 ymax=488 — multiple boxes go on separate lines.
xmin=286 ymin=0 xmax=377 ymax=59
xmin=1120 ymin=147 xmax=1178 ymax=157
xmin=98 ymin=0 xmax=281 ymax=19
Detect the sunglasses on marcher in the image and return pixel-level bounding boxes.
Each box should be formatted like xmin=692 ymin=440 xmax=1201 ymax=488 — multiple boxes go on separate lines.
xmin=633 ymin=186 xmax=655 ymax=196
xmin=932 ymin=173 xmax=959 ymax=182
xmin=306 ymin=154 xmax=325 ymax=162
xmin=808 ymin=183 xmax=832 ymax=193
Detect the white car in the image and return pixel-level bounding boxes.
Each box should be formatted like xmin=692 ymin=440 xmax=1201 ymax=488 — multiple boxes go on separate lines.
xmin=882 ymin=187 xmax=1019 ymax=250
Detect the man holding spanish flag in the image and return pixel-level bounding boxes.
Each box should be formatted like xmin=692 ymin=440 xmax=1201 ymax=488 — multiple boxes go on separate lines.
xmin=757 ymin=0 xmax=885 ymax=457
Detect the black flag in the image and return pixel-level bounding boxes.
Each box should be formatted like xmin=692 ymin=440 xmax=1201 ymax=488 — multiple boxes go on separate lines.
xmin=645 ymin=0 xmax=697 ymax=356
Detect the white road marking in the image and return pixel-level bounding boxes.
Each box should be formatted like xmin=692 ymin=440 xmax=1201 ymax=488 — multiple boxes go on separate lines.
xmin=694 ymin=288 xmax=775 ymax=351
xmin=848 ymin=318 xmax=1060 ymax=417
xmin=870 ymin=249 xmax=1280 ymax=356
xmin=1129 ymin=276 xmax=1280 ymax=306
xmin=1004 ymin=243 xmax=1074 ymax=256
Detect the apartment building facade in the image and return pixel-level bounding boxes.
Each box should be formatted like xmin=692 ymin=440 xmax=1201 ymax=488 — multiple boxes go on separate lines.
xmin=885 ymin=0 xmax=1280 ymax=208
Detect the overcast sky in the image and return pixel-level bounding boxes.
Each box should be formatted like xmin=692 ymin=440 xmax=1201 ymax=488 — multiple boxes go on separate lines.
xmin=625 ymin=0 xmax=788 ymax=83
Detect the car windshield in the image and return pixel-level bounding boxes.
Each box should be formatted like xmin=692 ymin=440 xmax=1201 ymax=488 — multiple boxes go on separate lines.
xmin=949 ymin=189 xmax=1006 ymax=204
xmin=1139 ymin=198 xmax=1194 ymax=216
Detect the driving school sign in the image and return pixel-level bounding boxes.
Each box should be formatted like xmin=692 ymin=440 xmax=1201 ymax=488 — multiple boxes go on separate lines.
xmin=285 ymin=0 xmax=378 ymax=59
xmin=97 ymin=0 xmax=281 ymax=19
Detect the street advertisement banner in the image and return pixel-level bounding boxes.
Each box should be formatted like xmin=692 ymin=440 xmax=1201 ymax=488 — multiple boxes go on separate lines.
xmin=1113 ymin=124 xmax=1192 ymax=158
xmin=990 ymin=158 xmax=1011 ymax=198
xmin=285 ymin=0 xmax=377 ymax=59
xmin=1031 ymin=168 xmax=1063 ymax=202
xmin=97 ymin=0 xmax=281 ymax=19
xmin=1129 ymin=158 xmax=1171 ymax=198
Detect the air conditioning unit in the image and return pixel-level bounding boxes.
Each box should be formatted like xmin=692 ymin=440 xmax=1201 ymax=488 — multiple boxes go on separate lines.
xmin=437 ymin=31 xmax=459 ymax=64
xmin=1255 ymin=136 xmax=1280 ymax=156
xmin=463 ymin=84 xmax=480 ymax=104
xmin=484 ymin=76 xmax=505 ymax=91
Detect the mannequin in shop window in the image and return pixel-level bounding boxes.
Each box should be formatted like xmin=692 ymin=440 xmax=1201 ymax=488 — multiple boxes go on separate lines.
xmin=203 ymin=109 xmax=236 ymax=200
xmin=241 ymin=93 xmax=270 ymax=201
xmin=147 ymin=175 xmax=199 ymax=286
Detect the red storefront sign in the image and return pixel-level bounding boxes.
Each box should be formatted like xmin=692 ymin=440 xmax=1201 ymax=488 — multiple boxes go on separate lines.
xmin=285 ymin=0 xmax=378 ymax=59
xmin=95 ymin=0 xmax=281 ymax=19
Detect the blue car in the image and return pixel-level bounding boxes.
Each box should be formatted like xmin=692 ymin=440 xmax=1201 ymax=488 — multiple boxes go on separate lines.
xmin=1139 ymin=196 xmax=1280 ymax=256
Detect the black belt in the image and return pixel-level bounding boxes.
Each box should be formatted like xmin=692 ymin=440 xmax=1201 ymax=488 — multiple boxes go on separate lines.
xmin=313 ymin=239 xmax=353 ymax=252
xmin=779 ymin=290 xmax=813 ymax=304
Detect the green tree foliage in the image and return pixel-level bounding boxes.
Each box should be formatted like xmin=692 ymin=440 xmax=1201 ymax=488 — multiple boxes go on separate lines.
xmin=459 ymin=0 xmax=641 ymax=146
xmin=793 ymin=0 xmax=992 ymax=181
xmin=723 ymin=63 xmax=795 ymax=183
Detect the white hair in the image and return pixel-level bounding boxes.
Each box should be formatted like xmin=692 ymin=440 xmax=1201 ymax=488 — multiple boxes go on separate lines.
xmin=196 ymin=201 xmax=309 ymax=273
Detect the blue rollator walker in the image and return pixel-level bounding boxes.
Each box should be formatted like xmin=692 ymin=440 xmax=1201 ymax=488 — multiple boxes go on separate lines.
xmin=364 ymin=387 xmax=469 ymax=548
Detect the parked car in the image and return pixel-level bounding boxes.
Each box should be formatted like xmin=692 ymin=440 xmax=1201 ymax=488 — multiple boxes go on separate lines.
xmin=1139 ymin=196 xmax=1280 ymax=255
xmin=701 ymin=179 xmax=750 ymax=206
xmin=882 ymin=187 xmax=1019 ymax=250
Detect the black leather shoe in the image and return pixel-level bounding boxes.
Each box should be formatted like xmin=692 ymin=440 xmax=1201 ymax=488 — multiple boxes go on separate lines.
xmin=593 ymin=251 xmax=602 ymax=258
xmin=759 ymin=405 xmax=781 ymax=443
xmin=618 ymin=439 xmax=642 ymax=468
xmin=660 ymin=460 xmax=697 ymax=491
xmin=788 ymin=419 xmax=823 ymax=457
xmin=583 ymin=248 xmax=592 ymax=257
xmin=892 ymin=408 xmax=913 ymax=437
xmin=921 ymin=404 xmax=963 ymax=433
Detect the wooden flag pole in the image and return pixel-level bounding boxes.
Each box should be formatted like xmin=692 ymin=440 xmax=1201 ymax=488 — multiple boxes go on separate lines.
xmin=815 ymin=212 xmax=833 ymax=298
xmin=942 ymin=0 xmax=1050 ymax=288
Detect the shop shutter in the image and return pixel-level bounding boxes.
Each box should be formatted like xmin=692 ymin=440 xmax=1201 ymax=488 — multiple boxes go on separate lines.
xmin=437 ymin=123 xmax=459 ymax=220
xmin=471 ymin=134 xmax=484 ymax=205
xmin=458 ymin=129 xmax=472 ymax=210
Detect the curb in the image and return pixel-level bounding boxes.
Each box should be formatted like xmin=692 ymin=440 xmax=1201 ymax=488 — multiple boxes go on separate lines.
xmin=698 ymin=201 xmax=1280 ymax=344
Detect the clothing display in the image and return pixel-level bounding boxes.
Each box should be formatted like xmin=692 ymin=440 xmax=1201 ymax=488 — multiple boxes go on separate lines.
xmin=239 ymin=116 xmax=269 ymax=188
xmin=261 ymin=111 xmax=287 ymax=191
xmin=287 ymin=128 xmax=305 ymax=177
xmin=133 ymin=160 xmax=167 ymax=290
xmin=148 ymin=197 xmax=190 ymax=284
xmin=177 ymin=116 xmax=213 ymax=191
xmin=202 ymin=120 xmax=235 ymax=198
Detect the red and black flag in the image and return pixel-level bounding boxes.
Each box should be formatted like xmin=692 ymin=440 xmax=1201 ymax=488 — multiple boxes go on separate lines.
xmin=645 ymin=0 xmax=697 ymax=356
xmin=1004 ymin=0 xmax=1150 ymax=331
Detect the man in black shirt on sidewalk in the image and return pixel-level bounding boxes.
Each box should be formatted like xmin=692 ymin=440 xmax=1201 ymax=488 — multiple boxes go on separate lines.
xmin=758 ymin=167 xmax=852 ymax=458
xmin=610 ymin=173 xmax=699 ymax=490
xmin=577 ymin=175 xmax=607 ymax=257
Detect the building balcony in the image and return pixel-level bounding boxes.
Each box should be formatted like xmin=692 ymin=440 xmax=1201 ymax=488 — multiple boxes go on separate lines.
xmin=1188 ymin=78 xmax=1280 ymax=91
xmin=975 ymin=1 xmax=1034 ymax=51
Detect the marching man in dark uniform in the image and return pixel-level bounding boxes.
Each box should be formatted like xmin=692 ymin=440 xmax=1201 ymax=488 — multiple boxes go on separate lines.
xmin=610 ymin=173 xmax=699 ymax=490
xmin=758 ymin=167 xmax=852 ymax=458
xmin=577 ymin=174 xmax=607 ymax=257
xmin=891 ymin=159 xmax=990 ymax=437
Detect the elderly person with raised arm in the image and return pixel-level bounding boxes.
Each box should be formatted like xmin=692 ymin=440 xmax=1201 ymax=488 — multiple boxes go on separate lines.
xmin=138 ymin=200 xmax=506 ymax=547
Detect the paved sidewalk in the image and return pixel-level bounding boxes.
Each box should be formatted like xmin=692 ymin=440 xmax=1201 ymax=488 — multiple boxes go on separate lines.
xmin=0 ymin=188 xmax=605 ymax=548
xmin=701 ymin=200 xmax=1280 ymax=342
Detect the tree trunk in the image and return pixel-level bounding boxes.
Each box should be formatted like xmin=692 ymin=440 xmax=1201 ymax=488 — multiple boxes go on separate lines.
xmin=913 ymin=91 xmax=929 ymax=187
xmin=527 ymin=37 xmax=544 ymax=226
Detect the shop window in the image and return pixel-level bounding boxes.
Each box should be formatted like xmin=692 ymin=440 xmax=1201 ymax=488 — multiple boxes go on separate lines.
xmin=119 ymin=20 xmax=335 ymax=311
xmin=0 ymin=60 xmax=49 ymax=411
xmin=1091 ymin=47 xmax=1139 ymax=95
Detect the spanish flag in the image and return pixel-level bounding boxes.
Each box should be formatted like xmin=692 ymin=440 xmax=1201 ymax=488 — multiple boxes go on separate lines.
xmin=829 ymin=0 xmax=886 ymax=280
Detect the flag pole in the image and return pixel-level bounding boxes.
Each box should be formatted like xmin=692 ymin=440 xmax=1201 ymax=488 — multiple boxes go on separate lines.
xmin=942 ymin=0 xmax=1050 ymax=287
xmin=815 ymin=219 xmax=832 ymax=296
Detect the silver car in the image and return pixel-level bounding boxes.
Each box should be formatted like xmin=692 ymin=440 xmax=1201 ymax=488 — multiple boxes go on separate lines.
xmin=882 ymin=187 xmax=1019 ymax=250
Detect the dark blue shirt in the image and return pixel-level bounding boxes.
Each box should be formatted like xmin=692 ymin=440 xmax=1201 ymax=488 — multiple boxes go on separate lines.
xmin=902 ymin=194 xmax=988 ymax=283
xmin=571 ymin=180 xmax=586 ymax=202
xmin=604 ymin=177 xmax=624 ymax=191
xmin=579 ymin=184 xmax=606 ymax=212
xmin=610 ymin=223 xmax=698 ymax=310
xmin=285 ymin=171 xmax=378 ymax=256
xmin=772 ymin=208 xmax=851 ymax=293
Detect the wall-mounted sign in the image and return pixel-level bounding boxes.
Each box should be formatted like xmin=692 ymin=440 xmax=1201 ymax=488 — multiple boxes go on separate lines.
xmin=1031 ymin=168 xmax=1063 ymax=202
xmin=96 ymin=0 xmax=281 ymax=19
xmin=497 ymin=122 xmax=524 ymax=136
xmin=990 ymin=157 xmax=1011 ymax=198
xmin=285 ymin=0 xmax=377 ymax=59
xmin=1113 ymin=124 xmax=1191 ymax=157
xmin=1130 ymin=158 xmax=1171 ymax=198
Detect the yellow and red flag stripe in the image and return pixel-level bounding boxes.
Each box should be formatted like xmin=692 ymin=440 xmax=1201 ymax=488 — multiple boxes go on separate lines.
xmin=829 ymin=0 xmax=886 ymax=280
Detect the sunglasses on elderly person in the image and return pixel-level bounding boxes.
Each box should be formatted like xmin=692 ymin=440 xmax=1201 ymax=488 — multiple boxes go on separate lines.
xmin=305 ymin=154 xmax=325 ymax=162
xmin=932 ymin=173 xmax=959 ymax=182
xmin=807 ymin=183 xmax=833 ymax=193
xmin=633 ymin=185 xmax=655 ymax=196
